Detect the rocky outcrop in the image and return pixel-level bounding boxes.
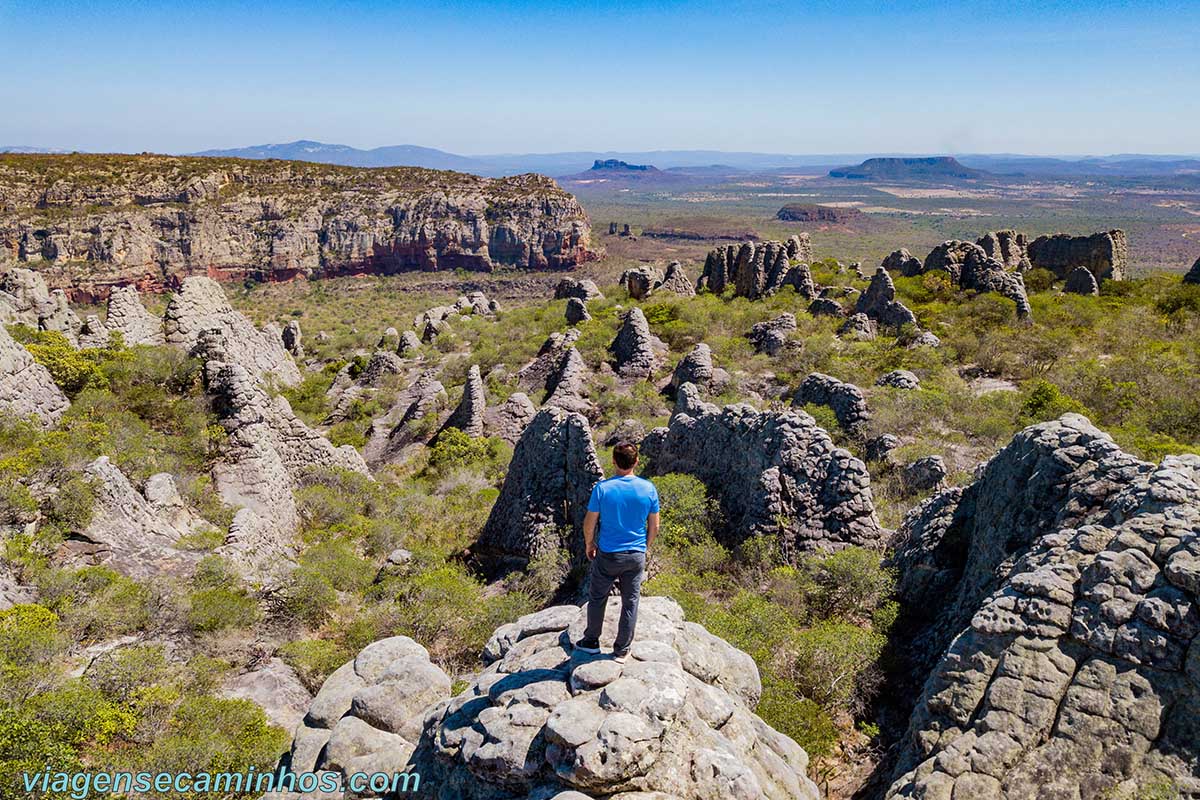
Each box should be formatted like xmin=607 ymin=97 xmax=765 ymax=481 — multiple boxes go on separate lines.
xmin=838 ymin=312 xmax=877 ymax=341
xmin=164 ymin=277 xmax=302 ymax=385
xmin=396 ymin=329 xmax=422 ymax=357
xmin=77 ymin=315 xmax=110 ymax=349
xmin=543 ymin=347 xmax=592 ymax=415
xmin=856 ymin=268 xmax=918 ymax=329
xmin=779 ymin=261 xmax=818 ymax=299
xmin=279 ymin=597 xmax=819 ymax=800
xmin=554 ymin=278 xmax=603 ymax=302
xmin=517 ymin=330 xmax=581 ymax=398
xmin=219 ymin=658 xmax=312 ymax=734
xmin=977 ymin=229 xmax=1030 ymax=270
xmin=657 ymin=260 xmax=695 ymax=296
xmin=793 ymin=373 xmax=871 ymax=436
xmin=642 ymin=384 xmax=884 ymax=555
xmin=476 ymin=407 xmax=604 ymax=575
xmin=882 ymin=248 xmax=923 ymax=276
xmin=900 ymin=455 xmax=946 ymax=494
xmin=452 ymin=291 xmax=499 ymax=316
xmin=482 ymin=392 xmax=536 ymax=445
xmin=866 ymin=433 xmax=901 ymax=464
xmin=564 ymin=296 xmax=590 ymax=324
xmin=104 ymin=284 xmax=165 ymax=345
xmin=1185 ymin=257 xmax=1200 ymax=285
xmin=786 ymin=232 xmax=813 ymax=263
xmin=886 ymin=414 xmax=1200 ymax=799
xmin=362 ymin=369 xmax=447 ymax=467
xmin=0 ymin=154 xmax=598 ymax=296
xmin=876 ymin=369 xmax=920 ymax=390
xmin=748 ymin=313 xmax=796 ymax=355
xmin=698 ymin=239 xmax=808 ymax=299
xmin=0 ymin=322 xmax=70 ymax=426
xmin=603 ymin=418 xmax=647 ymax=447
xmin=670 ymin=343 xmax=714 ymax=394
xmin=326 ymin=350 xmax=408 ymax=423
xmin=619 ymin=265 xmax=663 ymax=299
xmin=1064 ymin=265 xmax=1100 ymax=296
xmin=0 ymin=268 xmax=81 ymax=343
xmin=807 ymin=297 xmax=845 ymax=318
xmin=281 ymin=320 xmax=303 ymax=358
xmin=1027 ymin=229 xmax=1128 ymax=282
xmin=438 ymin=365 xmax=485 ymax=438
xmin=56 ymin=457 xmax=204 ymax=580
xmin=206 ymin=360 xmax=369 ymax=578
xmin=920 ymin=241 xmax=1032 ymax=319
xmin=608 ymin=307 xmax=662 ymax=379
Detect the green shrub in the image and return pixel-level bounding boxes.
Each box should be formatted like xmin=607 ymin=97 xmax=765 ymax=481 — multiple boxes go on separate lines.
xmin=789 ymin=621 xmax=886 ymax=714
xmin=1021 ymin=379 xmax=1089 ymax=422
xmin=10 ymin=328 xmax=109 ymax=397
xmin=803 ymin=547 xmax=894 ymax=622
xmin=186 ymin=557 xmax=259 ymax=632
xmin=1023 ymin=267 xmax=1056 ymax=293
xmin=278 ymin=639 xmax=350 ymax=693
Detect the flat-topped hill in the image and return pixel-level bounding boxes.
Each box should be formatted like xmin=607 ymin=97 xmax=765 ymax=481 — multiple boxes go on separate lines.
xmin=828 ymin=156 xmax=989 ymax=181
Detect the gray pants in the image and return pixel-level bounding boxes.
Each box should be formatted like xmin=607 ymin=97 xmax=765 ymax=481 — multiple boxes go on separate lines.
xmin=584 ymin=549 xmax=646 ymax=653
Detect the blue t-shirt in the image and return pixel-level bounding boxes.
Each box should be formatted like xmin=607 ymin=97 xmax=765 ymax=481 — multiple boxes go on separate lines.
xmin=587 ymin=475 xmax=660 ymax=553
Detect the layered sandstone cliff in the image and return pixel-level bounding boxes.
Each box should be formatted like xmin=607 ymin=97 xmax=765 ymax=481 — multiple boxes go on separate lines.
xmin=0 ymin=154 xmax=598 ymax=298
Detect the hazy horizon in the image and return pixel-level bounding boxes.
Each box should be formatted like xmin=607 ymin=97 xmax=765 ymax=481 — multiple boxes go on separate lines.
xmin=2 ymin=0 xmax=1198 ymax=156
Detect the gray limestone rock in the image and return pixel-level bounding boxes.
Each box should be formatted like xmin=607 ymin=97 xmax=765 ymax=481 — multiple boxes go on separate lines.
xmin=901 ymin=329 xmax=941 ymax=349
xmin=554 ymin=278 xmax=603 ymax=302
xmin=1185 ymin=257 xmax=1200 ymax=285
xmin=881 ymin=248 xmax=924 ymax=277
xmin=0 ymin=322 xmax=70 ymax=426
xmin=866 ymin=434 xmax=901 ymax=465
xmin=0 ymin=268 xmax=80 ymax=344
xmin=104 ymin=284 xmax=165 ymax=345
xmin=900 ymin=455 xmax=947 ymax=495
xmin=1027 ymin=229 xmax=1128 ymax=281
xmin=855 ymin=268 xmax=918 ymax=329
xmin=876 ymin=369 xmax=920 ymax=390
xmin=544 ymin=347 xmax=593 ymax=415
xmin=976 ymin=229 xmax=1029 ymax=270
xmin=793 ymin=373 xmax=871 ymax=436
xmin=657 ymin=261 xmax=695 ymax=296
xmin=396 ymin=329 xmax=422 ymax=357
xmin=219 ymin=658 xmax=312 ymax=734
xmin=438 ymin=365 xmax=486 ymax=438
xmin=670 ymin=343 xmax=714 ymax=394
xmin=1064 ymin=265 xmax=1100 ymax=296
xmin=786 ymin=232 xmax=813 ymax=264
xmin=779 ymin=262 xmax=818 ymax=299
xmin=619 ymin=265 xmax=663 ymax=299
xmin=886 ymin=414 xmax=1200 ymax=799
xmin=483 ymin=392 xmax=537 ymax=445
xmin=518 ymin=329 xmax=582 ymax=398
xmin=378 ymin=327 xmax=401 ymax=351
xmin=362 ymin=369 xmax=447 ymax=467
xmin=806 ymin=297 xmax=845 ymax=318
xmin=838 ymin=312 xmax=877 ymax=341
xmin=164 ymin=277 xmax=301 ymax=385
xmin=564 ymin=297 xmax=591 ymax=324
xmin=642 ymin=384 xmax=884 ymax=555
xmin=608 ymin=307 xmax=662 ymax=379
xmin=476 ymin=407 xmax=604 ymax=575
xmin=603 ymin=419 xmax=647 ymax=448
xmin=747 ymin=313 xmax=797 ymax=355
xmin=77 ymin=315 xmax=111 ymax=349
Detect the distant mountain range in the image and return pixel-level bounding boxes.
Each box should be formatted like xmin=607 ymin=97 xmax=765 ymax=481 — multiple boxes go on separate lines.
xmin=829 ymin=156 xmax=989 ymax=181
xmin=4 ymin=140 xmax=1199 ymax=180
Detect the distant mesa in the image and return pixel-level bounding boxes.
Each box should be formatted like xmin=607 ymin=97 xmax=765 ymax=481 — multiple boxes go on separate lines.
xmin=590 ymin=158 xmax=657 ymax=172
xmin=828 ymin=156 xmax=989 ymax=181
xmin=776 ymin=204 xmax=864 ymax=224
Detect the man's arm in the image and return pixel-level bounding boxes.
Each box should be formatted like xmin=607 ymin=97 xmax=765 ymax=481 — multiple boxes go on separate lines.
xmin=583 ymin=511 xmax=599 ymax=559
xmin=646 ymin=512 xmax=660 ymax=550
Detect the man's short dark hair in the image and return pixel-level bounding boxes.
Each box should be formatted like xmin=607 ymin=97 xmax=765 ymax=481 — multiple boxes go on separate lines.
xmin=613 ymin=442 xmax=639 ymax=470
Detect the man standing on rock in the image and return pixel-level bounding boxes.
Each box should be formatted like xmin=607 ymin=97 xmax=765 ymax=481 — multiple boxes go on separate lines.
xmin=576 ymin=442 xmax=659 ymax=663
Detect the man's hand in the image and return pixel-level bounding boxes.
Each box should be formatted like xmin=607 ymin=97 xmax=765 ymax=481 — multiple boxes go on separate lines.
xmin=587 ymin=543 xmax=598 ymax=560
xmin=583 ymin=510 xmax=599 ymax=561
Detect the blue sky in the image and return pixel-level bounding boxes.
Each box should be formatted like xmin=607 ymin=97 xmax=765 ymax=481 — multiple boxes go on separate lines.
xmin=1 ymin=0 xmax=1196 ymax=155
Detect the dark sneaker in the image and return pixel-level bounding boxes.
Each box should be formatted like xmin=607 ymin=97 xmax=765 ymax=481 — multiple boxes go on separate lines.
xmin=612 ymin=649 xmax=630 ymax=664
xmin=575 ymin=637 xmax=601 ymax=653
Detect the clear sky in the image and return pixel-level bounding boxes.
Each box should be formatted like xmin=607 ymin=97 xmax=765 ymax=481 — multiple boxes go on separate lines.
xmin=1 ymin=0 xmax=1196 ymax=155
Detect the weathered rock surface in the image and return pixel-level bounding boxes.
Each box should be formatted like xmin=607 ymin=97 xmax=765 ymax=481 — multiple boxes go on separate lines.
xmin=1064 ymin=265 xmax=1100 ymax=296
xmin=698 ymin=239 xmax=808 ymax=299
xmin=517 ymin=330 xmax=583 ymax=400
xmin=793 ymin=373 xmax=871 ymax=436
xmin=544 ymin=347 xmax=593 ymax=415
xmin=164 ymin=277 xmax=302 ymax=385
xmin=920 ymin=241 xmax=1032 ymax=319
xmin=900 ymin=455 xmax=947 ymax=495
xmin=786 ymin=232 xmax=813 ymax=264
xmin=977 ymin=229 xmax=1030 ymax=270
xmin=882 ymin=248 xmax=923 ymax=277
xmin=807 ymin=297 xmax=845 ymax=318
xmin=564 ymin=297 xmax=590 ymax=324
xmin=104 ymin=284 xmax=165 ymax=345
xmin=281 ymin=320 xmax=304 ymax=358
xmin=619 ymin=265 xmax=663 ymax=299
xmin=838 ymin=313 xmax=877 ymax=341
xmin=603 ymin=418 xmax=647 ymax=448
xmin=657 ymin=260 xmax=695 ymax=296
xmin=866 ymin=433 xmax=901 ymax=465
xmin=642 ymin=384 xmax=884 ymax=555
xmin=0 ymin=322 xmax=70 ymax=426
xmin=219 ymin=658 xmax=312 ymax=734
xmin=1185 ymin=257 xmax=1200 ymax=285
xmin=280 ymin=598 xmax=819 ymax=800
xmin=609 ymin=307 xmax=663 ymax=379
xmin=362 ymin=369 xmax=447 ymax=467
xmin=748 ymin=313 xmax=797 ymax=355
xmin=0 ymin=155 xmax=598 ymax=296
xmin=886 ymin=414 xmax=1200 ymax=799
xmin=396 ymin=329 xmax=422 ymax=357
xmin=0 ymin=267 xmax=81 ymax=342
xmin=876 ymin=369 xmax=920 ymax=390
xmin=554 ymin=278 xmax=603 ymax=302
xmin=476 ymin=407 xmax=604 ymax=574
xmin=670 ymin=343 xmax=714 ymax=394
xmin=856 ymin=268 xmax=918 ymax=329
xmin=483 ymin=392 xmax=537 ymax=445
xmin=438 ymin=365 xmax=486 ymax=438
xmin=77 ymin=315 xmax=110 ymax=349
xmin=1027 ymin=229 xmax=1128 ymax=282
xmin=326 ymin=350 xmax=408 ymax=423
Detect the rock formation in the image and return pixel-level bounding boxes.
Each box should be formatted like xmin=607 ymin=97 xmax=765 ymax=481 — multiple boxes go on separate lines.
xmin=1185 ymin=257 xmax=1200 ymax=285
xmin=0 ymin=154 xmax=598 ymax=296
xmin=543 ymin=347 xmax=592 ymax=415
xmin=886 ymin=414 xmax=1200 ymax=798
xmin=977 ymin=229 xmax=1030 ymax=270
xmin=698 ymin=239 xmax=809 ymax=299
xmin=807 ymin=297 xmax=845 ymax=318
xmin=482 ymin=392 xmax=537 ymax=445
xmin=281 ymin=320 xmax=304 ymax=358
xmin=608 ymin=307 xmax=662 ymax=379
xmin=104 ymin=284 xmax=165 ymax=345
xmin=793 ymin=373 xmax=871 ymax=436
xmin=642 ymin=384 xmax=884 ymax=555
xmin=747 ymin=313 xmax=797 ymax=355
xmin=219 ymin=658 xmax=312 ymax=734
xmin=1064 ymin=265 xmax=1100 ymax=296
xmin=0 ymin=322 xmax=70 ymax=426
xmin=452 ymin=291 xmax=499 ymax=316
xmin=866 ymin=433 xmax=901 ymax=464
xmin=554 ymin=278 xmax=603 ymax=302
xmin=856 ymin=268 xmax=918 ymax=329
xmin=786 ymin=232 xmax=813 ymax=263
xmin=838 ymin=313 xmax=877 ymax=341
xmin=603 ymin=418 xmax=647 ymax=447
xmin=1027 ymin=229 xmax=1128 ymax=282
xmin=882 ymin=248 xmax=923 ymax=276
xmin=876 ymin=369 xmax=921 ymax=390
xmin=670 ymin=343 xmax=714 ymax=394
xmin=619 ymin=265 xmax=663 ymax=299
xmin=657 ymin=260 xmax=696 ymax=296
xmin=77 ymin=315 xmax=110 ymax=349
xmin=920 ymin=241 xmax=1032 ymax=319
xmin=0 ymin=268 xmax=81 ymax=343
xmin=279 ymin=597 xmax=820 ymax=800
xmin=517 ymin=330 xmax=581 ymax=398
xmin=779 ymin=261 xmax=818 ymax=299
xmin=900 ymin=455 xmax=947 ymax=494
xmin=164 ymin=277 xmax=302 ymax=385
xmin=476 ymin=407 xmax=604 ymax=574
xmin=396 ymin=330 xmax=422 ymax=357
xmin=437 ymin=365 xmax=485 ymax=438
xmin=362 ymin=369 xmax=447 ymax=467
xmin=326 ymin=350 xmax=407 ymax=423
xmin=564 ymin=297 xmax=590 ymax=324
